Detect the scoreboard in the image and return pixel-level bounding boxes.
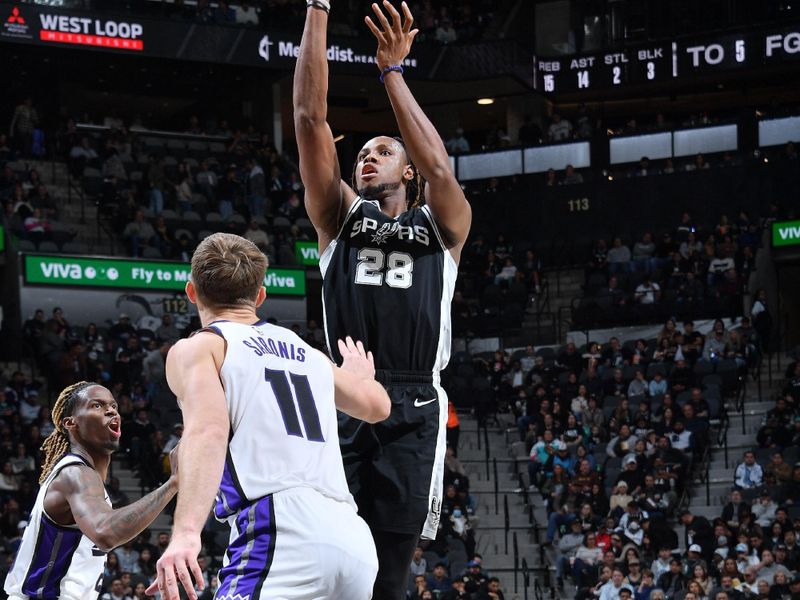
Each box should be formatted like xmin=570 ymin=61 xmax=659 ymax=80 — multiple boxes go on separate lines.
xmin=534 ymin=24 xmax=800 ymax=93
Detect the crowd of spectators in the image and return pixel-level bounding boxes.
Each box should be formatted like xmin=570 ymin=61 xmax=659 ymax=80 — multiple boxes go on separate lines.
xmin=1 ymin=99 xmax=80 ymax=249
xmin=1 ymin=163 xmax=76 ymax=249
xmin=61 ymin=115 xmax=311 ymax=262
xmin=575 ymin=210 xmax=768 ymax=328
xmin=438 ymin=324 xmax=787 ymax=599
xmin=592 ymin=358 xmax=800 ymax=600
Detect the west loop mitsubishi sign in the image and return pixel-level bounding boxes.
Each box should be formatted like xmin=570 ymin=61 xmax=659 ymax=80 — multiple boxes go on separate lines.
xmin=38 ymin=13 xmax=144 ymax=51
xmin=24 ymin=255 xmax=306 ymax=296
xmin=1 ymin=5 xmax=144 ymax=51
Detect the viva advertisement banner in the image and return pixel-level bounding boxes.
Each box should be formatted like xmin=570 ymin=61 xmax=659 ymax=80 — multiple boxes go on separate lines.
xmin=24 ymin=254 xmax=305 ymax=296
xmin=0 ymin=3 xmax=428 ymax=76
xmin=295 ymin=241 xmax=320 ymax=267
xmin=772 ymin=220 xmax=800 ymax=248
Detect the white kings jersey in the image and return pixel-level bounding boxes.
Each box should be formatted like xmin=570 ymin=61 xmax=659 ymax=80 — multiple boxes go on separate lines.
xmin=206 ymin=320 xmax=355 ymax=520
xmin=5 ymin=454 xmax=110 ymax=600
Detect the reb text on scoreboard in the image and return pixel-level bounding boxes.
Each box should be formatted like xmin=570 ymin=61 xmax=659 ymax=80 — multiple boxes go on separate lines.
xmin=534 ymin=24 xmax=800 ymax=93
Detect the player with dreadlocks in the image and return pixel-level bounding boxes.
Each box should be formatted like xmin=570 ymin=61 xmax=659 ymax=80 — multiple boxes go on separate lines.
xmin=5 ymin=381 xmax=179 ymax=600
xmin=294 ymin=1 xmax=471 ymax=598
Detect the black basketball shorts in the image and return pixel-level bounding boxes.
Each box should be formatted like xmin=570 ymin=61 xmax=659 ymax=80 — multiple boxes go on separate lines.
xmin=338 ymin=370 xmax=447 ymax=539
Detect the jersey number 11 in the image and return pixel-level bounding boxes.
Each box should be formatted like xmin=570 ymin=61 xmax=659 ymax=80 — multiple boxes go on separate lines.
xmin=265 ymin=368 xmax=325 ymax=442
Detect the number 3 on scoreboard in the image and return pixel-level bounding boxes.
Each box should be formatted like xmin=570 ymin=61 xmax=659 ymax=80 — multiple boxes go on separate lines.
xmin=355 ymin=248 xmax=414 ymax=289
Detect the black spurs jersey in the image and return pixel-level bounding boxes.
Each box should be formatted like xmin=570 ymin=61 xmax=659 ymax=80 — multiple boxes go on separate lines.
xmin=320 ymin=197 xmax=456 ymax=373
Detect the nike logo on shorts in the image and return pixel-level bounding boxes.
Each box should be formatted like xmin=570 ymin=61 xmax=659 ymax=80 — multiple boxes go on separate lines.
xmin=414 ymin=397 xmax=437 ymax=407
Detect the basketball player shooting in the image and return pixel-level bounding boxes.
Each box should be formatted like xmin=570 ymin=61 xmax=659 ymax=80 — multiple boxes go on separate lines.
xmin=4 ymin=382 xmax=179 ymax=600
xmin=294 ymin=1 xmax=472 ymax=598
xmin=148 ymin=233 xmax=391 ymax=600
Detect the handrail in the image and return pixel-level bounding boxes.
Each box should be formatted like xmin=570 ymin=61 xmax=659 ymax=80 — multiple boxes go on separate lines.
xmin=518 ymin=472 xmax=529 ymax=508
xmin=534 ymin=279 xmax=550 ymax=318
xmin=494 ymin=458 xmax=500 ymax=515
xmin=504 ymin=494 xmax=510 ymax=555
xmin=533 ymin=576 xmax=543 ymax=600
xmin=513 ymin=531 xmax=519 ymax=593
xmin=737 ymin=374 xmax=747 ymax=434
xmin=557 ymin=305 xmax=573 ymax=343
xmin=76 ymin=122 xmax=234 ymax=143
xmin=717 ymin=392 xmax=731 ymax=469
xmin=521 ymin=556 xmax=531 ymax=600
xmin=66 ymin=176 xmax=87 ymax=226
xmin=484 ymin=425 xmax=491 ymax=480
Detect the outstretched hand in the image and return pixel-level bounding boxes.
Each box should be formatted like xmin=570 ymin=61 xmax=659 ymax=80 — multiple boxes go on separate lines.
xmin=365 ymin=1 xmax=418 ymax=72
xmin=338 ymin=336 xmax=376 ymax=380
xmin=145 ymin=533 xmax=204 ymax=600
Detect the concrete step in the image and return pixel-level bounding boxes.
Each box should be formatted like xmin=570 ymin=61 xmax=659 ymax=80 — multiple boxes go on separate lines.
xmin=684 ymin=505 xmax=723 ymax=520
xmin=734 ymin=401 xmax=778 ymax=413
xmin=724 ymin=413 xmax=766 ymax=429
xmin=720 ymin=432 xmax=761 ymax=448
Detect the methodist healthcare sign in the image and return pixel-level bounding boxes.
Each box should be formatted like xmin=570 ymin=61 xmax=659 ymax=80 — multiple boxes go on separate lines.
xmin=772 ymin=220 xmax=800 ymax=248
xmin=24 ymin=254 xmax=306 ymax=296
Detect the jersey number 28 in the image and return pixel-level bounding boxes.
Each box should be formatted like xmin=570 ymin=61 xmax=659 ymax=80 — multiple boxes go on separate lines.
xmin=355 ymin=248 xmax=414 ymax=289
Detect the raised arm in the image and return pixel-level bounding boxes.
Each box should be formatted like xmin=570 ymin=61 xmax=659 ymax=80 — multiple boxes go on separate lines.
xmin=47 ymin=456 xmax=177 ymax=552
xmin=293 ymin=2 xmax=357 ymax=251
xmin=331 ymin=337 xmax=390 ymax=423
xmin=366 ymin=1 xmax=471 ymax=255
xmin=150 ymin=333 xmax=230 ymax=600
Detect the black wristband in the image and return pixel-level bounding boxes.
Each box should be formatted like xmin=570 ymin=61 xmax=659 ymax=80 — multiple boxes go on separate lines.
xmin=307 ymin=0 xmax=330 ymax=13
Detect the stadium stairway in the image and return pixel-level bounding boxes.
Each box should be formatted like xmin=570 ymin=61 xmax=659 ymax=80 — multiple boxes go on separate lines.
xmin=11 ymin=158 xmax=112 ymax=254
xmin=515 ymin=269 xmax=584 ymax=347
xmin=112 ymin=460 xmax=173 ymax=537
xmin=685 ymin=398 xmax=771 ymax=521
xmin=456 ymin=377 xmax=773 ymax=600
xmin=457 ymin=411 xmax=551 ymax=598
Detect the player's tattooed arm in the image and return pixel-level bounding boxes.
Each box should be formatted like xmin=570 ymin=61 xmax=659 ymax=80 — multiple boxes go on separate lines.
xmin=50 ymin=452 xmax=178 ymax=551
xmin=294 ymin=0 xmax=357 ymax=250
xmin=367 ymin=1 xmax=471 ymax=253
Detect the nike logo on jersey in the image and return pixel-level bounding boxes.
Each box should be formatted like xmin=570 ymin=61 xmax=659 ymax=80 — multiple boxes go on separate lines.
xmin=350 ymin=218 xmax=430 ymax=246
xmin=91 ymin=545 xmax=107 ymax=556
xmin=414 ymin=397 xmax=437 ymax=407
